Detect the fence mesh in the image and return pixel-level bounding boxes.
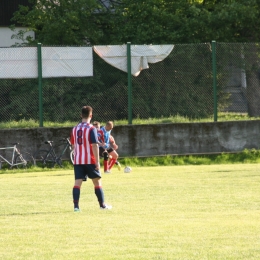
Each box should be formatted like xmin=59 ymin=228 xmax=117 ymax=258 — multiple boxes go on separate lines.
xmin=216 ymin=43 xmax=260 ymax=116
xmin=1 ymin=42 xmax=260 ymax=124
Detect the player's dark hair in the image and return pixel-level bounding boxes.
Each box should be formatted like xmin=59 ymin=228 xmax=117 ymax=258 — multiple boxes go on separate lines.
xmin=81 ymin=106 xmax=92 ymax=118
xmin=106 ymin=121 xmax=113 ymax=128
xmin=93 ymin=121 xmax=100 ymax=127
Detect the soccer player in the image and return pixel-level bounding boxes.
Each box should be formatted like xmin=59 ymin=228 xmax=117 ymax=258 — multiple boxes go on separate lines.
xmin=70 ymin=106 xmax=112 ymax=212
xmin=99 ymin=121 xmax=120 ymax=173
xmin=92 ymin=121 xmax=105 ymax=146
xmin=93 ymin=121 xmax=121 ymax=173
xmin=93 ymin=121 xmax=109 ymax=172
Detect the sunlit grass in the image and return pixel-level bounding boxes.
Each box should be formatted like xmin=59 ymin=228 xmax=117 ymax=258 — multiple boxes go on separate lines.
xmin=115 ymin=112 xmax=257 ymax=125
xmin=1 ymin=164 xmax=260 ymax=259
xmin=0 ymin=119 xmax=79 ymax=129
xmin=0 ymin=112 xmax=259 ymax=129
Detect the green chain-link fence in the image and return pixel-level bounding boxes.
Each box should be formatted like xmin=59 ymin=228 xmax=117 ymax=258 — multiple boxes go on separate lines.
xmin=1 ymin=42 xmax=260 ymax=125
xmin=216 ymin=43 xmax=260 ymax=116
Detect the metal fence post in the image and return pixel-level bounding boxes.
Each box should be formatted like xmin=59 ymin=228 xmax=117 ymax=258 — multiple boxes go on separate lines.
xmin=212 ymin=40 xmax=217 ymax=122
xmin=37 ymin=43 xmax=43 ymax=127
xmin=127 ymin=42 xmax=132 ymax=125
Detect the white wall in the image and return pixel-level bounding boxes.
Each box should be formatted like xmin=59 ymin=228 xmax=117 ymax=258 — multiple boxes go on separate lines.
xmin=0 ymin=27 xmax=34 ymax=47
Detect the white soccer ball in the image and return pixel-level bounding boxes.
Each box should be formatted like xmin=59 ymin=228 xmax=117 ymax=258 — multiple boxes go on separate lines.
xmin=124 ymin=166 xmax=132 ymax=173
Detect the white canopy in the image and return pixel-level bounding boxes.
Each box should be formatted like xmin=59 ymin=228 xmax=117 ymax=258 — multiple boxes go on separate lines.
xmin=94 ymin=44 xmax=174 ymax=76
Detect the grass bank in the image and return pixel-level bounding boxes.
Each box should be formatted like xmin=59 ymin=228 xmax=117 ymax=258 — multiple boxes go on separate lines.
xmin=0 ymin=112 xmax=259 ymax=129
xmin=1 ymin=149 xmax=260 ymax=174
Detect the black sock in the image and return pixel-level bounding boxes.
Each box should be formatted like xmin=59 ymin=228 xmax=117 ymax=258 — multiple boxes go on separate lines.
xmin=73 ymin=186 xmax=80 ymax=208
xmin=95 ymin=186 xmax=105 ymax=207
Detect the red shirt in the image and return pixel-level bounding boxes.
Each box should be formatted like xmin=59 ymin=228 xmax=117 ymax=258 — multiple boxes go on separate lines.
xmin=71 ymin=122 xmax=98 ymax=164
xmin=97 ymin=129 xmax=105 ymax=144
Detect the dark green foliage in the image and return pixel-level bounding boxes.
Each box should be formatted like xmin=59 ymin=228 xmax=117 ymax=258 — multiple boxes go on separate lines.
xmin=0 ymin=78 xmax=38 ymax=121
xmin=132 ymin=43 xmax=215 ymax=119
xmin=5 ymin=0 xmax=260 ymax=122
xmin=11 ymin=0 xmax=102 ymax=45
xmin=10 ymin=0 xmax=260 ymax=46
xmin=110 ymin=0 xmax=260 ymax=44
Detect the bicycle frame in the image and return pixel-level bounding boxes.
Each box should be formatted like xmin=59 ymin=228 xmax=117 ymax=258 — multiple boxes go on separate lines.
xmin=35 ymin=138 xmax=73 ymax=168
xmin=0 ymin=145 xmax=25 ymax=167
xmin=43 ymin=142 xmax=61 ymax=167
xmin=57 ymin=138 xmax=72 ymax=159
xmin=48 ymin=138 xmax=72 ymax=160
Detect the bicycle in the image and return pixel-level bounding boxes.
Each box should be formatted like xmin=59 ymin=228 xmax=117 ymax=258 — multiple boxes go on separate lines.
xmin=0 ymin=143 xmax=35 ymax=169
xmin=34 ymin=138 xmax=74 ymax=168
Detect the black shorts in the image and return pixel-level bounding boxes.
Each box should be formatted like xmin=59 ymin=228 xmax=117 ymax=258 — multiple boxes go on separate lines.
xmin=74 ymin=164 xmax=101 ymax=181
xmin=99 ymin=147 xmax=113 ymax=157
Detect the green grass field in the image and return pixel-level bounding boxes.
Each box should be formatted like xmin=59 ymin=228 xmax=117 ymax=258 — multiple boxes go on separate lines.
xmin=0 ymin=112 xmax=259 ymax=129
xmin=1 ymin=164 xmax=260 ymax=260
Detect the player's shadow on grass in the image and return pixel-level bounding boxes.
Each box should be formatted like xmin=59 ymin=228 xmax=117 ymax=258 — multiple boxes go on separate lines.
xmin=0 ymin=211 xmax=71 ymax=216
xmin=211 ymin=170 xmax=232 ymax=173
xmin=15 ymin=173 xmax=69 ymax=178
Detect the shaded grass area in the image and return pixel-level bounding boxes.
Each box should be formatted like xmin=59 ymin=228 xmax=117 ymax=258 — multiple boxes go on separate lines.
xmin=0 ymin=165 xmax=260 ymax=259
xmin=122 ymin=149 xmax=260 ymax=167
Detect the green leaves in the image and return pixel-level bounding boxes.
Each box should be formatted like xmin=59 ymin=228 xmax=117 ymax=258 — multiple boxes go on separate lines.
xmin=11 ymin=0 xmax=103 ymax=45
xmin=10 ymin=0 xmax=260 ymax=45
xmin=109 ymin=0 xmax=260 ymax=44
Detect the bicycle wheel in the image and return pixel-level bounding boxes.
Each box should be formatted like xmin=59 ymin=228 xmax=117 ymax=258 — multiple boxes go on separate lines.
xmin=15 ymin=152 xmax=35 ymax=169
xmin=70 ymin=150 xmax=74 ymax=164
xmin=34 ymin=150 xmax=55 ymax=168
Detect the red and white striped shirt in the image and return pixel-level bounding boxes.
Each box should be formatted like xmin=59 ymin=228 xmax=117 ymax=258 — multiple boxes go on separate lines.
xmin=71 ymin=122 xmax=98 ymax=165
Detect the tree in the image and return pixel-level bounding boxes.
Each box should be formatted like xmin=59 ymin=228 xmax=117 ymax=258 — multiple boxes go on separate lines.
xmin=8 ymin=0 xmax=260 ymax=119
xmin=10 ymin=0 xmax=260 ymax=45
xmin=11 ymin=0 xmax=108 ymax=45
xmin=108 ymin=0 xmax=260 ymax=44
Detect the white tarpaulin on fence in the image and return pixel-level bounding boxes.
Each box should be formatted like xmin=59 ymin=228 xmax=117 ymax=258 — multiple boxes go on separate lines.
xmin=0 ymin=47 xmax=93 ymax=78
xmin=93 ymin=45 xmax=174 ymax=76
xmin=0 ymin=47 xmax=37 ymax=78
xmin=42 ymin=47 xmax=93 ymax=77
